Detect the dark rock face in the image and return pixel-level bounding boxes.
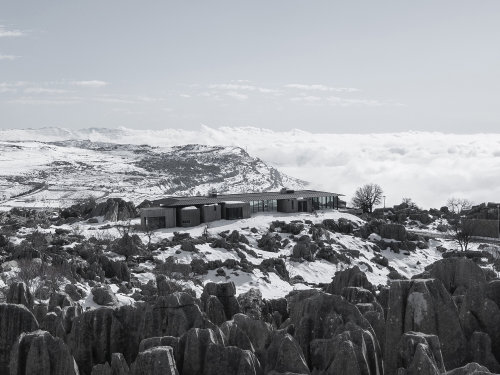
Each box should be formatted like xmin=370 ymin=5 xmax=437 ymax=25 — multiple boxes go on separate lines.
xmin=379 ymin=223 xmax=407 ymax=241
xmin=396 ymin=331 xmax=445 ymax=375
xmin=0 ymin=303 xmax=39 ymax=374
xmin=9 ymin=330 xmax=78 ymax=375
xmin=384 ymin=279 xmax=467 ymax=374
xmin=98 ymin=256 xmax=131 ymax=282
xmin=48 ymin=292 xmax=73 ymax=312
xmin=291 ymin=236 xmax=318 ymax=261
xmin=288 ymin=291 xmax=382 ymax=374
xmin=459 ymin=280 xmax=500 ymax=368
xmin=469 ymin=331 xmax=500 ymax=373
xmin=92 ymin=286 xmax=118 ymax=306
xmin=6 ymin=282 xmax=33 ymax=310
xmin=257 ymin=233 xmax=281 ymax=252
xmin=181 ymin=328 xmax=224 ymax=375
xmin=201 ymin=282 xmax=240 ymax=322
xmin=258 ymin=258 xmax=290 ymax=281
xmin=203 ymin=343 xmax=262 ymax=375
xmin=91 ymin=198 xmax=137 ymax=222
xmin=326 ymin=266 xmax=374 ymax=295
xmin=264 ymin=331 xmax=310 ymax=375
xmin=130 ymin=346 xmax=178 ymax=375
xmin=68 ymin=298 xmax=207 ymax=375
xmin=416 ymin=257 xmax=487 ymax=295
xmin=444 ymin=362 xmax=492 ymax=374
xmin=238 ymin=288 xmax=265 ymax=320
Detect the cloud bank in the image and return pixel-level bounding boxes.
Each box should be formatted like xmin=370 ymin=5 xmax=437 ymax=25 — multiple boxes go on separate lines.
xmin=0 ymin=126 xmax=498 ymax=209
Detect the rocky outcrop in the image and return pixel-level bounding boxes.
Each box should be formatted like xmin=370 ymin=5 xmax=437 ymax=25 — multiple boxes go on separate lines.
xmin=91 ymin=353 xmax=129 ymax=375
xmin=9 ymin=330 xmax=78 ymax=375
xmin=257 ymin=233 xmax=281 ymax=252
xmin=130 ymin=346 xmax=178 ymax=375
xmin=288 ymin=291 xmax=382 ymax=374
xmin=92 ymin=286 xmax=118 ymax=306
xmin=201 ymin=282 xmax=240 ymax=322
xmin=68 ymin=297 xmax=207 ymax=375
xmin=180 ymin=328 xmax=225 ymax=375
xmin=385 ymin=279 xmax=467 ymax=374
xmin=237 ymin=288 xmax=265 ymax=320
xmin=416 ymin=258 xmax=487 ymax=295
xmin=291 ymin=236 xmax=318 ymax=261
xmin=48 ymin=292 xmax=73 ymax=312
xmin=264 ymin=331 xmax=310 ymax=375
xmin=0 ymin=303 xmax=39 ymax=374
xmin=203 ymin=343 xmax=262 ymax=375
xmin=379 ymin=223 xmax=407 ymax=241
xmin=6 ymin=282 xmax=33 ymax=310
xmin=396 ymin=332 xmax=445 ymax=375
xmin=444 ymin=362 xmax=493 ymax=374
xmin=325 ymin=266 xmax=374 ymax=295
xmin=91 ymin=198 xmax=137 ymax=222
xmin=459 ymin=280 xmax=500 ymax=369
xmin=341 ymin=286 xmax=386 ymax=352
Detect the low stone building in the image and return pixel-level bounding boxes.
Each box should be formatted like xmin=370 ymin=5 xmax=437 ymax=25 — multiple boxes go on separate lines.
xmin=140 ymin=189 xmax=343 ymax=229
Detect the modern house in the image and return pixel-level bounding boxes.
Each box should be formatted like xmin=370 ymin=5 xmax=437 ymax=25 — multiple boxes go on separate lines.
xmin=140 ymin=188 xmax=343 ymax=229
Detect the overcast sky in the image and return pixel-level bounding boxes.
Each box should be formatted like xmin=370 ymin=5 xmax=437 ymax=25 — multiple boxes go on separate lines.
xmin=1 ymin=1 xmax=499 ymax=132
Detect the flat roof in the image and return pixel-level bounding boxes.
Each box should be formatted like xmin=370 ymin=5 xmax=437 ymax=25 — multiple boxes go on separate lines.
xmin=154 ymin=189 xmax=343 ymax=207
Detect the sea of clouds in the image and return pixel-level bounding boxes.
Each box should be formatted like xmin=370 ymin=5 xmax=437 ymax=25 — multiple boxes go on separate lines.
xmin=1 ymin=125 xmax=499 ymax=209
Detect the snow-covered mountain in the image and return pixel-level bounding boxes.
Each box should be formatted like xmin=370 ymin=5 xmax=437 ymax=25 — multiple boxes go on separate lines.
xmin=0 ymin=140 xmax=305 ymax=209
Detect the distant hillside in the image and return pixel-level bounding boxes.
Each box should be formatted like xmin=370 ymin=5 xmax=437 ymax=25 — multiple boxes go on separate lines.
xmin=0 ymin=140 xmax=306 ymax=209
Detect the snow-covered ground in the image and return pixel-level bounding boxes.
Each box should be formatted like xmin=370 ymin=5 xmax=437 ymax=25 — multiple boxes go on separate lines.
xmin=13 ymin=210 xmax=464 ymax=302
xmin=0 ymin=140 xmax=304 ymax=209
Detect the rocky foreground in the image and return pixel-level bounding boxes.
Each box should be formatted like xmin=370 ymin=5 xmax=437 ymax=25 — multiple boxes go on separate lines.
xmin=1 ymin=256 xmax=500 ymax=375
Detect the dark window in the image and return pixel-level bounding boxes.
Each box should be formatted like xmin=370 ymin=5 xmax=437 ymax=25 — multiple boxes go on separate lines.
xmin=226 ymin=207 xmax=243 ymax=220
xmin=291 ymin=200 xmax=294 ymax=209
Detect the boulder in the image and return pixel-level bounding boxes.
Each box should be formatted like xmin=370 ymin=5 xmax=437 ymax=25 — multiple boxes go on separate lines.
xmin=379 ymin=223 xmax=407 ymax=241
xmin=291 ymin=237 xmax=318 ymax=261
xmin=139 ymin=337 xmax=181 ymax=367
xmin=385 ymin=279 xmax=467 ymax=374
xmin=6 ymin=282 xmax=33 ymax=309
xmin=181 ymin=328 xmax=224 ymax=375
xmin=264 ymin=331 xmax=310 ymax=375
xmin=288 ymin=291 xmax=382 ymax=374
xmin=48 ymin=292 xmax=73 ymax=312
xmin=258 ymin=258 xmax=290 ymax=281
xmin=469 ymin=331 xmax=500 ymax=373
xmin=92 ymin=286 xmax=118 ymax=306
xmin=459 ymin=281 xmax=500 ymax=366
xmin=203 ymin=343 xmax=262 ymax=375
xmin=201 ymin=282 xmax=240 ymax=321
xmin=325 ymin=266 xmax=374 ymax=295
xmin=237 ymin=288 xmax=265 ymax=320
xmin=444 ymin=362 xmax=492 ymax=375
xmin=91 ymin=198 xmax=137 ymax=222
xmin=130 ymin=346 xmax=178 ymax=375
xmin=65 ymin=284 xmax=84 ymax=302
xmin=9 ymin=330 xmax=78 ymax=375
xmin=416 ymin=258 xmax=486 ymax=295
xmin=257 ymin=233 xmax=281 ymax=252
xmin=396 ymin=331 xmax=445 ymax=375
xmin=0 ymin=303 xmax=39 ymax=374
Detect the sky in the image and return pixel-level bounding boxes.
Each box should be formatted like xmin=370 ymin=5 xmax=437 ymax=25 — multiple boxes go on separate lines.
xmin=1 ymin=1 xmax=500 ymax=132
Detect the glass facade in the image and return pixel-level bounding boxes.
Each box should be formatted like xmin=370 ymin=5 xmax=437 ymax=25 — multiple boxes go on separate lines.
xmin=249 ymin=200 xmax=278 ymax=213
xmin=312 ymin=196 xmax=337 ymax=210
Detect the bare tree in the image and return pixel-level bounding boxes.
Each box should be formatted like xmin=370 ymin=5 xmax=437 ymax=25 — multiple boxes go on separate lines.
xmin=351 ymin=183 xmax=383 ymax=213
xmin=452 ymin=219 xmax=477 ymax=251
xmin=447 ymin=197 xmax=473 ymax=214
